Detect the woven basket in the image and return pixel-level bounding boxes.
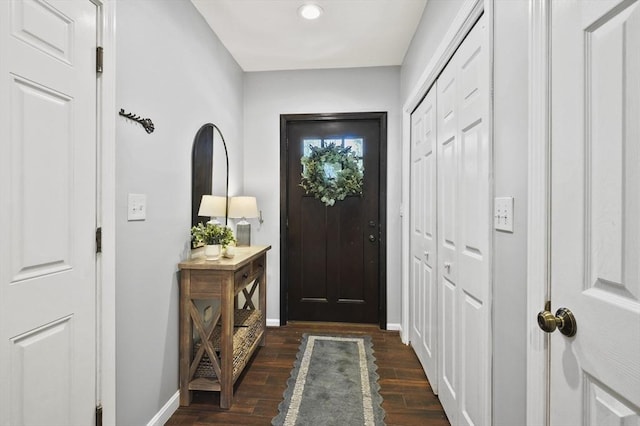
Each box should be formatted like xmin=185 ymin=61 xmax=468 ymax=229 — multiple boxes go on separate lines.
xmin=193 ymin=309 xmax=263 ymax=380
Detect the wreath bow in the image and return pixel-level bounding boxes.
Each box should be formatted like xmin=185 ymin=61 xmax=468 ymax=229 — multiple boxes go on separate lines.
xmin=300 ymin=144 xmax=363 ymax=206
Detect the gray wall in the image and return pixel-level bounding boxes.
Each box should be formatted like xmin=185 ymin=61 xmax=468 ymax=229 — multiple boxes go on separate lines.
xmin=400 ymin=0 xmax=467 ymax=101
xmin=491 ymin=1 xmax=528 ymax=424
xmin=243 ymin=67 xmax=403 ymax=326
xmin=112 ymin=0 xmax=529 ymax=422
xmin=400 ymin=0 xmax=529 ymax=424
xmin=115 ymin=0 xmax=244 ymax=424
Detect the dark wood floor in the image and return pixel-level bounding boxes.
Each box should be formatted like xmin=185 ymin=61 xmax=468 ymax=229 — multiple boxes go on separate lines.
xmin=166 ymin=323 xmax=450 ymax=425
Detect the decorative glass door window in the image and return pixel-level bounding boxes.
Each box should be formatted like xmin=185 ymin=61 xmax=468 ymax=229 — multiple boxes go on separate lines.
xmin=303 ymin=139 xmax=322 ymax=157
xmin=344 ymin=138 xmax=364 ymax=170
xmin=302 ymin=137 xmax=364 ymax=171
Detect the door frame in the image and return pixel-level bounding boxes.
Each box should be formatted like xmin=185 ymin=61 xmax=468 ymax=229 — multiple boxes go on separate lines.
xmin=95 ymin=0 xmax=117 ymax=424
xmin=279 ymin=112 xmax=388 ymax=329
xmin=400 ymin=0 xmax=485 ymax=344
xmin=526 ymin=1 xmax=550 ymax=425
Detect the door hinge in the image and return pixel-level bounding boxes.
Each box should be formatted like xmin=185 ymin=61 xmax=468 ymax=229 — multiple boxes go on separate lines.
xmin=95 ymin=405 xmax=103 ymax=426
xmin=96 ymin=227 xmax=102 ymax=254
xmin=96 ymin=46 xmax=103 ymax=74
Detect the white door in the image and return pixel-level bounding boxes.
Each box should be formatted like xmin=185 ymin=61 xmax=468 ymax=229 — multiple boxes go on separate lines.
xmin=0 ymin=1 xmax=98 ymax=424
xmin=437 ymin=15 xmax=490 ymax=426
xmin=549 ymin=1 xmax=640 ymax=424
xmin=410 ymin=87 xmax=438 ymax=390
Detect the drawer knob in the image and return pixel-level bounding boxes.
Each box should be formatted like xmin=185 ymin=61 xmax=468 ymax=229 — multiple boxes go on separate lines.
xmin=242 ymin=273 xmax=249 ymax=279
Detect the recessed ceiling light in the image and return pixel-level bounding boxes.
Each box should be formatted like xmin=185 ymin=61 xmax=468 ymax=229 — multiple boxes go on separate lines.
xmin=298 ymin=3 xmax=323 ymax=20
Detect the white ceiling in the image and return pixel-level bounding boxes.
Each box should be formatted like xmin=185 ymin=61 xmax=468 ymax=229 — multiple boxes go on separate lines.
xmin=191 ymin=0 xmax=428 ymax=72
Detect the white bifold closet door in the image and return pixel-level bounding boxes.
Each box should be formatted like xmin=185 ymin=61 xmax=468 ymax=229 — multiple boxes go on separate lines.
xmin=436 ymin=15 xmax=490 ymax=426
xmin=409 ymin=87 xmax=438 ymax=390
xmin=410 ymin=14 xmax=490 ymax=426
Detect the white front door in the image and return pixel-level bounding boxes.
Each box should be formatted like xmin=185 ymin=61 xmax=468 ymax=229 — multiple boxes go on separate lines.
xmin=0 ymin=1 xmax=98 ymax=424
xmin=410 ymin=86 xmax=438 ymax=390
xmin=437 ymin=15 xmax=490 ymax=426
xmin=549 ymin=0 xmax=640 ymax=424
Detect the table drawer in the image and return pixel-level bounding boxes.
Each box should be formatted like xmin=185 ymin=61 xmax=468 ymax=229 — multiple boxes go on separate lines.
xmin=251 ymin=255 xmax=265 ymax=277
xmin=234 ymin=264 xmax=252 ymax=293
xmin=188 ymin=270 xmax=223 ymax=298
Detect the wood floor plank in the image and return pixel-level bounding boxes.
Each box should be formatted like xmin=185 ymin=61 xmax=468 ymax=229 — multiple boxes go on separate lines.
xmin=166 ymin=324 xmax=450 ymax=425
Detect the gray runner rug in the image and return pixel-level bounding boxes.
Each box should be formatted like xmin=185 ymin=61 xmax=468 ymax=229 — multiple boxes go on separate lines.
xmin=272 ymin=334 xmax=386 ymax=426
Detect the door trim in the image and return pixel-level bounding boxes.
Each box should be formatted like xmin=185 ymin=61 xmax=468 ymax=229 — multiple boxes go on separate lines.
xmin=279 ymin=112 xmax=388 ymax=329
xmin=95 ymin=0 xmax=117 ymax=424
xmin=526 ymin=1 xmax=550 ymax=425
xmin=400 ymin=0 xmax=485 ymax=344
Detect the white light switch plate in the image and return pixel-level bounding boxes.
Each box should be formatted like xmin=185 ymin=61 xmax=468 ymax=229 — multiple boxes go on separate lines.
xmin=128 ymin=193 xmax=146 ymax=221
xmin=494 ymin=197 xmax=514 ymax=232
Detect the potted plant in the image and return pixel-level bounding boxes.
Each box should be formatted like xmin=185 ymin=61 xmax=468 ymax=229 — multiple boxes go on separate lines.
xmin=191 ymin=222 xmax=236 ymax=260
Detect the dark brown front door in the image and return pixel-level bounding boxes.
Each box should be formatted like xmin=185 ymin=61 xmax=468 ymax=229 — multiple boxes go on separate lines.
xmin=281 ymin=113 xmax=386 ymax=325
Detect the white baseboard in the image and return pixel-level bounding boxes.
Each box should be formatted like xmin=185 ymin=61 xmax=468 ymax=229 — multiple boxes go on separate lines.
xmin=387 ymin=322 xmax=402 ymax=332
xmin=147 ymin=390 xmax=179 ymax=426
xmin=388 ymin=323 xmax=408 ymax=343
xmin=266 ymin=318 xmax=280 ymax=327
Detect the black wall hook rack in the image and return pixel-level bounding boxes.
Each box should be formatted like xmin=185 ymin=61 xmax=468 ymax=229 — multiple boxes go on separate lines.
xmin=119 ymin=108 xmax=155 ymax=134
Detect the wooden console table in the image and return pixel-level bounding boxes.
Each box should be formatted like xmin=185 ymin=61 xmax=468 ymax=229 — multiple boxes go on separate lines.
xmin=178 ymin=245 xmax=270 ymax=408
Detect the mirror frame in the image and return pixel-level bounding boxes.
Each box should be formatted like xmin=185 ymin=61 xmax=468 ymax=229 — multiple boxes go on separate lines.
xmin=191 ymin=123 xmax=229 ymax=227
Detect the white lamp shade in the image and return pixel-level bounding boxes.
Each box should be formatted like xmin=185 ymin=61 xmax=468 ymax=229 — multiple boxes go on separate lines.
xmin=198 ymin=195 xmax=227 ymax=217
xmin=228 ymin=196 xmax=259 ymax=219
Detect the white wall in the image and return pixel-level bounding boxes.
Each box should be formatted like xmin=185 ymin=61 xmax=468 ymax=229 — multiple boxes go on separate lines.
xmin=115 ymin=0 xmax=243 ymax=424
xmin=243 ymin=67 xmax=402 ymax=327
xmin=400 ymin=0 xmax=529 ymax=424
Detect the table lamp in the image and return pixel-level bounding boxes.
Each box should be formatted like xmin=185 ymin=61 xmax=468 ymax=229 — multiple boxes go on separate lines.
xmin=197 ymin=195 xmax=227 ymax=225
xmin=228 ymin=196 xmax=259 ymax=246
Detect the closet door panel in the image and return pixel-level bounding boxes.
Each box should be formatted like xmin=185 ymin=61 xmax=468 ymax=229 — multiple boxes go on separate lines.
xmin=458 ymin=25 xmax=490 ymax=303
xmin=441 ymin=277 xmax=457 ymax=397
xmin=437 ymin=55 xmax=459 ymax=423
xmin=457 ymin=17 xmax=491 ymax=426
xmin=438 ymin=69 xmax=458 ymax=270
xmin=459 ymin=122 xmax=489 ymax=300
xmin=460 ymin=292 xmax=484 ymax=426
xmin=437 ymin=14 xmax=490 ymax=426
xmin=410 ymin=87 xmax=438 ymax=388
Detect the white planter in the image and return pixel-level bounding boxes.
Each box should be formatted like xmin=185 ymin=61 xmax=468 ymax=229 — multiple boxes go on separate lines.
xmin=204 ymin=244 xmax=221 ymax=261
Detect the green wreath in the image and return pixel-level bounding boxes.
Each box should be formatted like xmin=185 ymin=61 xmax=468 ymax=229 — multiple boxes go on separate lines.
xmin=300 ymin=144 xmax=363 ymax=206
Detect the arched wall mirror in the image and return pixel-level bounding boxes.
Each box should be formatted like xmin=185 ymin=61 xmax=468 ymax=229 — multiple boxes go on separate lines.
xmin=191 ymin=123 xmax=229 ymax=228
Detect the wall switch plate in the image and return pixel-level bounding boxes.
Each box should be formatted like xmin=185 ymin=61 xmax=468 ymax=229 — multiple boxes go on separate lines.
xmin=128 ymin=193 xmax=146 ymax=221
xmin=494 ymin=197 xmax=514 ymax=232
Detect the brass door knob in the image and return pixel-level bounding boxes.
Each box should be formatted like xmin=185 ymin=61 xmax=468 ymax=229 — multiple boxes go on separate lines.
xmin=537 ymin=307 xmax=577 ymax=337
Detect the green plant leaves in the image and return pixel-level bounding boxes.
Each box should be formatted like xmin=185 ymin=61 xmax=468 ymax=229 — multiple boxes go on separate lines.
xmin=300 ymin=144 xmax=363 ymax=207
xmin=190 ymin=222 xmax=236 ymax=248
